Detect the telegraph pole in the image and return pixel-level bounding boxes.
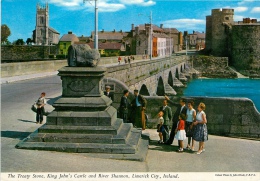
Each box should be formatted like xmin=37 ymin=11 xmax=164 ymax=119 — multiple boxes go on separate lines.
xmin=83 ymin=0 xmax=98 ymax=50
xmin=150 ymin=11 xmax=152 ymax=60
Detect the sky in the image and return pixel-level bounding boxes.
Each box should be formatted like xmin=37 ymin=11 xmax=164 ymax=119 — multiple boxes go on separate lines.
xmin=2 ymin=0 xmax=260 ymax=42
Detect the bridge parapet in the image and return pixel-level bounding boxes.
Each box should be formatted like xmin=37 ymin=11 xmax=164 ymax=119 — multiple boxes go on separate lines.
xmin=103 ymin=56 xmax=190 ymax=97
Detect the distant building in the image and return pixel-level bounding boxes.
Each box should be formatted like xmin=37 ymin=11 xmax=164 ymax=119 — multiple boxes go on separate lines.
xmin=84 ymin=41 xmax=125 ymax=56
xmin=162 ymin=27 xmax=181 ymax=53
xmin=32 ymin=3 xmax=59 ymax=45
xmin=77 ymin=24 xmax=185 ymax=57
xmin=58 ymin=31 xmax=79 ymax=55
xmin=188 ymin=31 xmax=205 ymax=50
xmin=78 ymin=29 xmax=129 ymax=56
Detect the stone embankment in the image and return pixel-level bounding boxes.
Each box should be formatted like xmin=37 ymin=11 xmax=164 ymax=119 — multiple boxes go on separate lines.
xmin=144 ymin=96 xmax=260 ymax=139
xmin=190 ymin=55 xmax=237 ymax=78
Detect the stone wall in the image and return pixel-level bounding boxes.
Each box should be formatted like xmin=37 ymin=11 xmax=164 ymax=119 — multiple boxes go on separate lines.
xmin=231 ymin=25 xmax=260 ymax=77
xmin=190 ymin=55 xmax=237 ymax=78
xmin=145 ymin=96 xmax=260 ymax=138
xmin=1 ymin=55 xmax=143 ymax=78
xmin=1 ymin=45 xmax=58 ymax=62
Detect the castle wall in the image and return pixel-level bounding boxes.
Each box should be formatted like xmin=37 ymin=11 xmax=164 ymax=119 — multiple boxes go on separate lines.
xmin=205 ymin=16 xmax=212 ymax=50
xmin=231 ymin=25 xmax=260 ymax=71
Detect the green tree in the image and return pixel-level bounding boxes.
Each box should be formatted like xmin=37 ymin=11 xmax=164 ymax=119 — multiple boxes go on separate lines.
xmin=26 ymin=38 xmax=33 ymax=45
xmin=15 ymin=39 xmax=25 ymax=45
xmin=1 ymin=24 xmax=11 ymax=44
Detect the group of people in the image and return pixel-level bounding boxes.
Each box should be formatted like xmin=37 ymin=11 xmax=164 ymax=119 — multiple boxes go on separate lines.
xmin=158 ymin=96 xmax=208 ymax=154
xmin=104 ymin=86 xmax=147 ymax=130
xmin=118 ymin=55 xmax=135 ymax=64
xmin=118 ymin=89 xmax=147 ymax=130
xmin=104 ymin=87 xmax=208 ymax=155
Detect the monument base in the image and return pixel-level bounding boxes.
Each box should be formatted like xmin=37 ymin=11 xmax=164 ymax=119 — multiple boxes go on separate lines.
xmin=16 ymin=67 xmax=149 ymax=161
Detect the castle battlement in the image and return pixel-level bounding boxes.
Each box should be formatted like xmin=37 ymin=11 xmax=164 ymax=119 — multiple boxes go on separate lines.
xmin=211 ymin=8 xmax=234 ymax=15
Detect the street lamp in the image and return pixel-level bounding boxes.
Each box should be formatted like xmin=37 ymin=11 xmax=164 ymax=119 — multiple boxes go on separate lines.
xmin=185 ymin=35 xmax=189 ymax=56
xmin=83 ymin=0 xmax=98 ymax=50
xmin=149 ymin=11 xmax=152 ymax=60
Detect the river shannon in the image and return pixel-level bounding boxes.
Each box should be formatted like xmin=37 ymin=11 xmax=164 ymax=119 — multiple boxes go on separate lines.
xmin=183 ymin=78 xmax=260 ymax=112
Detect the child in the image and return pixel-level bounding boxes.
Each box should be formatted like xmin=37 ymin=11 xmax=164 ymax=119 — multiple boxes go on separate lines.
xmin=36 ymin=92 xmax=46 ymax=124
xmin=175 ymin=113 xmax=187 ymax=152
xmin=157 ymin=111 xmax=164 ymax=144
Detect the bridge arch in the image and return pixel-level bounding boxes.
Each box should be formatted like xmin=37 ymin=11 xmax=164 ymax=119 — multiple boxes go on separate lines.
xmin=168 ymin=71 xmax=174 ymax=87
xmin=139 ymin=84 xmax=150 ymax=96
xmin=156 ymin=76 xmax=165 ymax=96
xmin=175 ymin=68 xmax=179 ymax=79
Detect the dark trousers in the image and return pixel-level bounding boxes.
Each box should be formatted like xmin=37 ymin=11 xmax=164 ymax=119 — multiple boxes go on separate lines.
xmin=36 ymin=107 xmax=44 ymax=123
xmin=162 ymin=125 xmax=169 ymax=143
xmin=133 ymin=106 xmax=143 ymax=128
xmin=121 ymin=112 xmax=128 ymax=123
xmin=166 ymin=121 xmax=178 ymax=145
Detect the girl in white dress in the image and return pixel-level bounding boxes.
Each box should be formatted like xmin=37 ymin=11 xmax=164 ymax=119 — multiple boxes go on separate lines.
xmin=175 ymin=113 xmax=187 ymax=152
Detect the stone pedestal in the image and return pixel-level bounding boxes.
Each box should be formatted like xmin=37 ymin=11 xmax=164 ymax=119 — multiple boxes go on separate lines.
xmin=16 ymin=67 xmax=148 ymax=161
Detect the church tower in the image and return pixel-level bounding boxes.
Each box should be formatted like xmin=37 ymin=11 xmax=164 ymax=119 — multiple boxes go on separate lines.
xmin=35 ymin=2 xmax=49 ymax=45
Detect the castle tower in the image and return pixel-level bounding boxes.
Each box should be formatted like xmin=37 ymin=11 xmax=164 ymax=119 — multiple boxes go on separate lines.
xmin=35 ymin=2 xmax=49 ymax=45
xmin=206 ymin=8 xmax=234 ymax=56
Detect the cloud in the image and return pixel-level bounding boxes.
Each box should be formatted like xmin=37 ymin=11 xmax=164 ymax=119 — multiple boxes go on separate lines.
xmin=234 ymin=15 xmax=245 ymax=21
xmin=48 ymin=0 xmax=155 ymax=12
xmin=119 ymin=0 xmax=155 ymax=6
xmin=251 ymin=7 xmax=260 ymax=13
xmin=98 ymin=1 xmax=126 ymax=12
xmin=48 ymin=0 xmax=82 ymax=7
xmin=161 ymin=19 xmax=205 ymax=31
xmin=233 ymin=7 xmax=248 ymax=12
xmin=238 ymin=0 xmax=255 ymax=5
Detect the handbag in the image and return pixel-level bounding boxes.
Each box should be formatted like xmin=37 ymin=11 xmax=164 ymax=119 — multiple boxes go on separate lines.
xmin=31 ymin=103 xmax=50 ymax=116
xmin=31 ymin=103 xmax=37 ymax=113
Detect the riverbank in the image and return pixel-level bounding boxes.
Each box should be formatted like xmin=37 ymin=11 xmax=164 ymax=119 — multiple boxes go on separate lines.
xmin=190 ymin=56 xmax=237 ymax=78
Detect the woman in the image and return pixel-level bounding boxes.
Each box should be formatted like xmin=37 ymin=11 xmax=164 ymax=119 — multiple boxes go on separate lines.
xmin=193 ymin=102 xmax=208 ymax=154
xmin=185 ymin=100 xmax=196 ymax=151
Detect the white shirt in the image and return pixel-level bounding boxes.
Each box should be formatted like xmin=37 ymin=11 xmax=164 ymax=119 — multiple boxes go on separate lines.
xmin=196 ymin=111 xmax=206 ymax=122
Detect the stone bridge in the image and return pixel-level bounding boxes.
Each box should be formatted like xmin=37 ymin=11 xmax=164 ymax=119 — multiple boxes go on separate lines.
xmin=102 ymin=55 xmax=195 ymax=105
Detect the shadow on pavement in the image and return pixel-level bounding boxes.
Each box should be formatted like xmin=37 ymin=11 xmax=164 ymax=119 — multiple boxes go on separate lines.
xmin=149 ymin=140 xmax=179 ymax=152
xmin=1 ymin=131 xmax=31 ymax=140
xmin=149 ymin=140 xmax=197 ymax=154
xmin=46 ymin=95 xmax=61 ymax=105
xmin=18 ymin=119 xmax=36 ymax=124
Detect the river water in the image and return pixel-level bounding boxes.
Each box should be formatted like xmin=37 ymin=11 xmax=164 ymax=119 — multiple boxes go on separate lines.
xmin=183 ymin=78 xmax=260 ymax=112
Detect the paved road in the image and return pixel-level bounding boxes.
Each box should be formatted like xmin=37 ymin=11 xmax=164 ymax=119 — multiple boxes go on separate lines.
xmin=1 ymin=70 xmax=260 ymax=181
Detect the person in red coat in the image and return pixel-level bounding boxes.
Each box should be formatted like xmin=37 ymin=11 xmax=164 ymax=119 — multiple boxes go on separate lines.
xmin=175 ymin=113 xmax=187 ymax=152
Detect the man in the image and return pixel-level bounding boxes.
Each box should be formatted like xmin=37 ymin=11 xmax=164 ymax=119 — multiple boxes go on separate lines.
xmin=131 ymin=89 xmax=147 ymax=130
xmin=159 ymin=99 xmax=172 ymax=143
xmin=104 ymin=85 xmax=114 ymax=101
xmin=165 ymin=97 xmax=187 ymax=145
xmin=119 ymin=90 xmax=130 ymax=123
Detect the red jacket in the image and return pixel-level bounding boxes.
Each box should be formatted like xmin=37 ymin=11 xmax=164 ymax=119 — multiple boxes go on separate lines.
xmin=177 ymin=119 xmax=185 ymax=130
